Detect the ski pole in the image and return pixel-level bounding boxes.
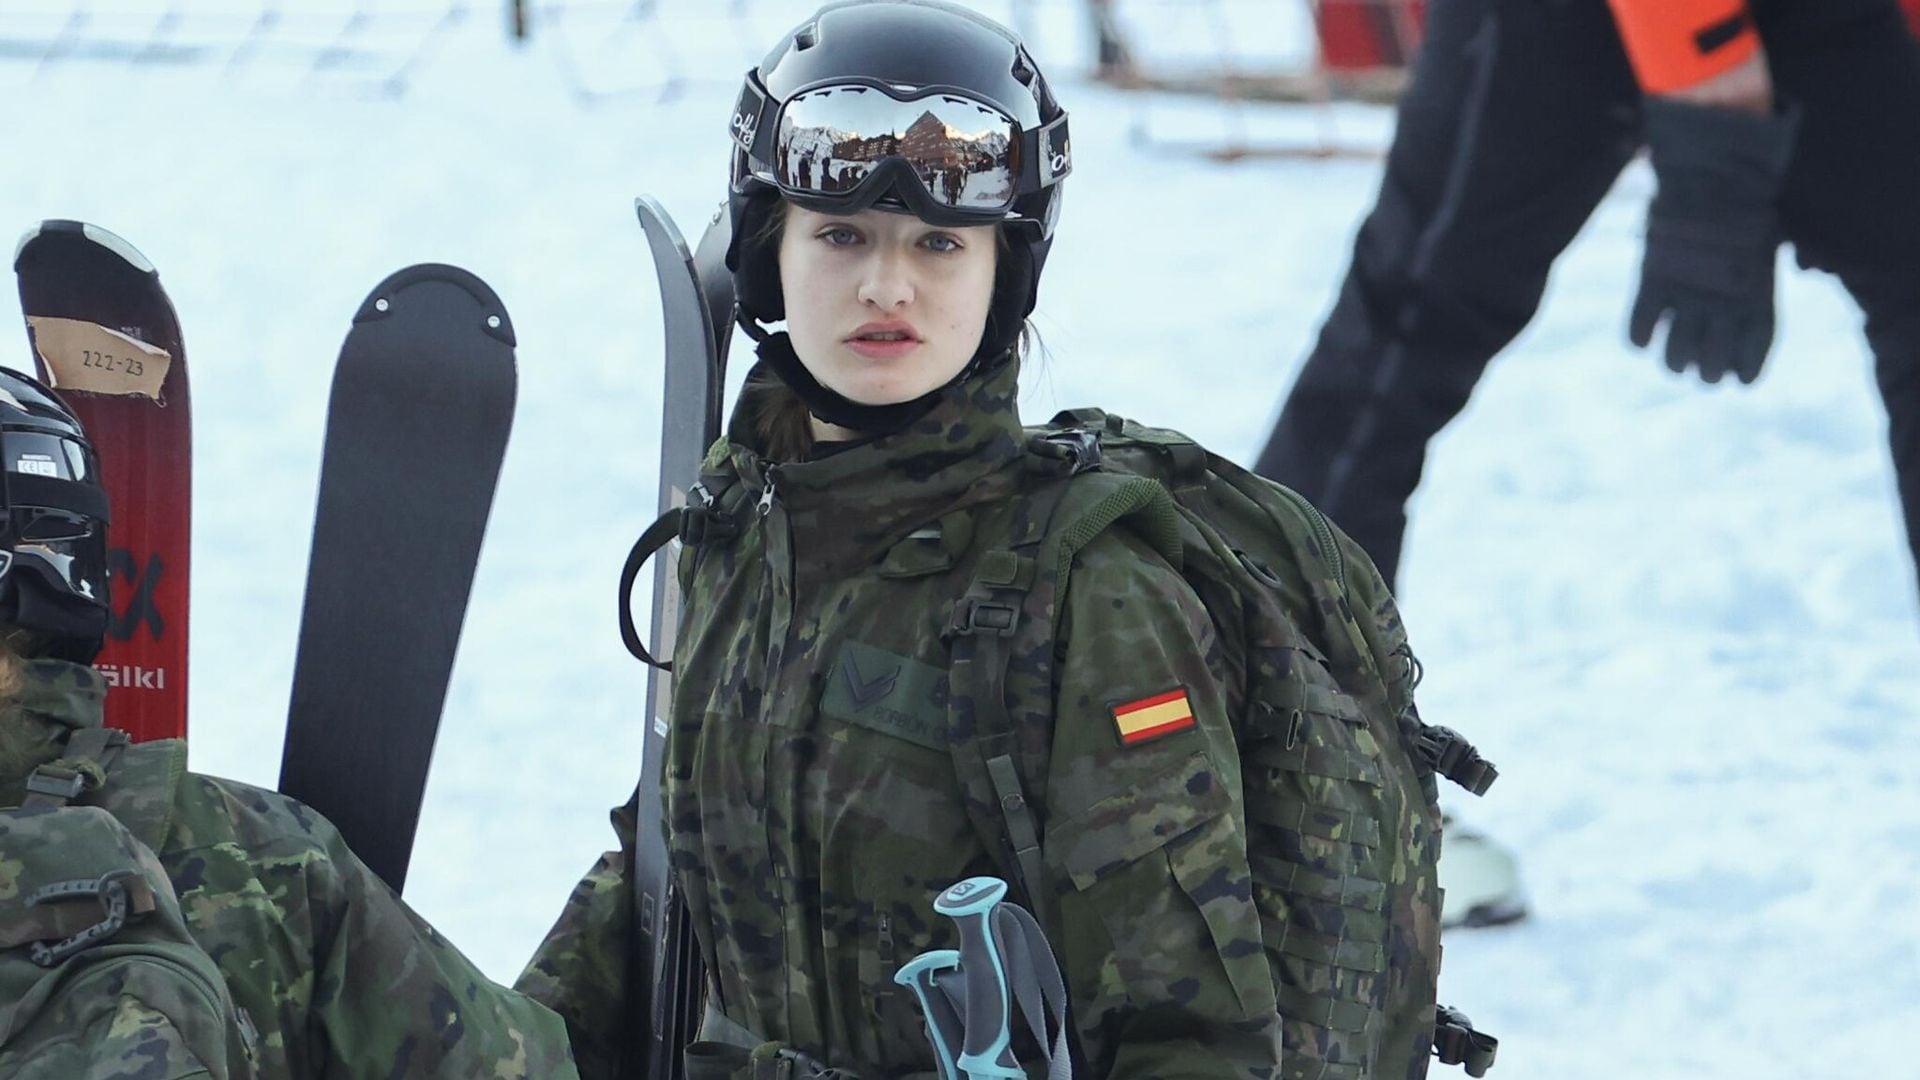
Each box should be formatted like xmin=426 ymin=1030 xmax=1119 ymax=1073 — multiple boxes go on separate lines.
xmin=932 ymin=877 xmax=1073 ymax=1080
xmin=894 ymin=949 xmax=967 ymax=1080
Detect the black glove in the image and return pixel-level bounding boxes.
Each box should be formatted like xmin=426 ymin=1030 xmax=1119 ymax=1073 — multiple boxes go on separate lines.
xmin=1628 ymin=97 xmax=1801 ymax=385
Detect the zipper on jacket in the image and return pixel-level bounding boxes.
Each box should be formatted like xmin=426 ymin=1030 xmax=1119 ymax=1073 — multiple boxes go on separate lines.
xmin=757 ymin=465 xmax=782 ymax=517
xmin=754 ymin=459 xmax=802 ymax=1030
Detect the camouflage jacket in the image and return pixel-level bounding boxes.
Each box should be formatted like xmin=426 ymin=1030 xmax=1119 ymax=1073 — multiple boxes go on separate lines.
xmin=520 ymin=359 xmax=1283 ymax=1078
xmin=0 ymin=658 xmax=581 ymax=1080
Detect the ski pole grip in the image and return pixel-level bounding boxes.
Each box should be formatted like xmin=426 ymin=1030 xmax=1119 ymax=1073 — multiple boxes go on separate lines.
xmin=895 ymin=949 xmax=966 ymax=1080
xmin=934 ymin=877 xmax=1023 ymax=1079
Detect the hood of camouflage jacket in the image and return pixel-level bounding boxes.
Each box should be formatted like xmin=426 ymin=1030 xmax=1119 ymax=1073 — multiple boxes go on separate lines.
xmin=0 ymin=660 xmax=109 ymax=804
xmin=0 ymin=660 xmax=181 ymax=851
xmin=710 ymin=352 xmax=1030 ymax=577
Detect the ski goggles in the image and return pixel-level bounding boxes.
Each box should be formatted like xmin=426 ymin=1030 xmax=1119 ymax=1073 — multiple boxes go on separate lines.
xmin=731 ymin=77 xmax=1071 ymax=227
xmin=0 ymin=513 xmax=108 ymax=602
xmin=0 ymin=429 xmax=108 ymax=599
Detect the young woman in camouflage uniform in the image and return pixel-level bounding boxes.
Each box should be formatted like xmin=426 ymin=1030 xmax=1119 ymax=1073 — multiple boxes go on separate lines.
xmin=519 ymin=2 xmax=1289 ymax=1077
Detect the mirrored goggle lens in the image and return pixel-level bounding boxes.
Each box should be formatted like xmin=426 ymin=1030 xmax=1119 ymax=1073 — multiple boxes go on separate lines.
xmin=774 ymin=86 xmax=1022 ymax=212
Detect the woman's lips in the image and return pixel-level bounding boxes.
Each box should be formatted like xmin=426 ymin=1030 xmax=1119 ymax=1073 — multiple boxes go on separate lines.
xmin=845 ymin=336 xmax=922 ymax=360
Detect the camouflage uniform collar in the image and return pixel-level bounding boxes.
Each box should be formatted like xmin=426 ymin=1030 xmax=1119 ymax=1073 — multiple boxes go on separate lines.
xmin=712 ymin=356 xmax=1029 ymax=574
xmin=11 ymin=658 xmax=108 ymax=733
xmin=723 ymin=353 xmax=1027 ymax=501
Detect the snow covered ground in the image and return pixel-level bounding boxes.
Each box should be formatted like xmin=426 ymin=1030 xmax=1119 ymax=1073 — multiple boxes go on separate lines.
xmin=3 ymin=3 xmax=1917 ymax=1076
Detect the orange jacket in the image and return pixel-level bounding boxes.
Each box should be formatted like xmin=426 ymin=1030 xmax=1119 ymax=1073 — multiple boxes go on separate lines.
xmin=1605 ymin=0 xmax=1759 ymax=93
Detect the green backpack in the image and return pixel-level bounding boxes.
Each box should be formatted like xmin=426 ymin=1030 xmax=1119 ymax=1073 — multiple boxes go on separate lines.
xmin=0 ymin=728 xmax=258 ymax=1079
xmin=942 ymin=409 xmax=1499 ymax=1080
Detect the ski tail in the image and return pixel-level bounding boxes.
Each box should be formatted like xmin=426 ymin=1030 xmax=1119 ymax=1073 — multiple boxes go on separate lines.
xmin=278 ymin=263 xmax=516 ymax=893
xmin=14 ymin=219 xmax=191 ymax=743
xmin=627 ymin=197 xmax=735 ymax=1080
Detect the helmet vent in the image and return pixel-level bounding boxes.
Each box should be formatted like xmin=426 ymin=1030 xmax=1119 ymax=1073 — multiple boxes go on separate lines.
xmin=795 ymin=26 xmax=817 ymax=50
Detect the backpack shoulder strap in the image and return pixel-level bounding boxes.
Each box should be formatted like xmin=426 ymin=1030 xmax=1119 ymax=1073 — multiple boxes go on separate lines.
xmin=944 ymin=430 xmax=1180 ymax=923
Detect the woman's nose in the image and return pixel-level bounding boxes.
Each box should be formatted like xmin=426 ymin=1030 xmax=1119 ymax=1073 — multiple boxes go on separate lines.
xmin=857 ymin=250 xmax=914 ymax=310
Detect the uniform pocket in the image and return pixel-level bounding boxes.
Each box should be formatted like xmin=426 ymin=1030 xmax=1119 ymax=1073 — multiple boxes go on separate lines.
xmin=1046 ymin=748 xmax=1274 ymax=1019
xmin=1048 ymin=748 xmax=1235 ymax=890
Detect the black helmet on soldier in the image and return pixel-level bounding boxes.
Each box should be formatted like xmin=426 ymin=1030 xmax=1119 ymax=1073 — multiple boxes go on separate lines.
xmin=725 ymin=0 xmax=1072 ymax=368
xmin=0 ymin=366 xmax=109 ymax=663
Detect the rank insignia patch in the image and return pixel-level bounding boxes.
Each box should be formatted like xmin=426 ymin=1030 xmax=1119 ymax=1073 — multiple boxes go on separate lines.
xmin=1112 ymin=687 xmax=1196 ymax=747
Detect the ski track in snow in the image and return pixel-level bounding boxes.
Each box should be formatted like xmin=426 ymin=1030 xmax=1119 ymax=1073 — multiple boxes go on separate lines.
xmin=3 ymin=5 xmax=1917 ymax=1075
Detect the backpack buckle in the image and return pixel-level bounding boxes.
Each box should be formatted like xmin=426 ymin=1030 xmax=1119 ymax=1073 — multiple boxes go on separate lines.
xmin=23 ymin=764 xmax=89 ymax=806
xmin=679 ymin=505 xmax=738 ymax=545
xmin=1413 ymin=724 xmax=1498 ymax=796
xmin=1433 ymin=1004 xmax=1498 ymax=1076
xmin=951 ymin=597 xmax=1020 ymax=638
xmin=678 ymin=483 xmax=739 ymax=545
xmin=26 ymin=869 xmax=144 ymax=967
xmin=1025 ymin=429 xmax=1102 ymax=477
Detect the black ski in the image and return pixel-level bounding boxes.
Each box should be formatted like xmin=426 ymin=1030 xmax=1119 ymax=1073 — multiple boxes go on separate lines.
xmin=278 ymin=264 xmax=517 ymax=893
xmin=623 ymin=196 xmax=734 ymax=1080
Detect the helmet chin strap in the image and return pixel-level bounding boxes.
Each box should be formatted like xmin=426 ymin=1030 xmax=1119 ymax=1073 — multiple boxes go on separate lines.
xmin=742 ymin=318 xmax=1011 ymax=438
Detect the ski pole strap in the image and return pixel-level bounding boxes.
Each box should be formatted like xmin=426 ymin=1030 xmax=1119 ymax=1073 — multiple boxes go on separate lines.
xmin=1433 ymin=1004 xmax=1498 ymax=1077
xmin=894 ymin=950 xmax=967 ymax=1080
xmin=1411 ymin=724 xmax=1498 ymax=796
xmin=933 ymin=877 xmax=1073 ymax=1080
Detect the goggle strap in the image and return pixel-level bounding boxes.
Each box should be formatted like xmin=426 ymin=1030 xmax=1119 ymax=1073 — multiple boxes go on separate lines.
xmin=731 ymin=76 xmax=773 ymax=161
xmin=4 ymin=474 xmax=109 ymax=527
xmin=1033 ymin=113 xmax=1071 ymax=188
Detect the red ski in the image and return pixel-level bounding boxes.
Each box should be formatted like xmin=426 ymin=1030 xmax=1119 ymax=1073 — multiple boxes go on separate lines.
xmin=14 ymin=220 xmax=190 ymax=743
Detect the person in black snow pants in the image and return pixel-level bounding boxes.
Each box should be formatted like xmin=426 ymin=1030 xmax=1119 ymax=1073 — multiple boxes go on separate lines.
xmin=1254 ymin=0 xmax=1920 ymax=594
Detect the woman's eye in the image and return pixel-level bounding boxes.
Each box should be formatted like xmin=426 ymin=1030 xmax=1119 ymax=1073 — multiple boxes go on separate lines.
xmin=922 ymin=234 xmax=962 ymax=253
xmin=820 ymin=227 xmax=860 ymax=246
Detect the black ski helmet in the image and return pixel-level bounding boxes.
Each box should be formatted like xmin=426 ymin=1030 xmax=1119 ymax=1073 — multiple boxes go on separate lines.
xmin=725 ymin=0 xmax=1071 ymax=370
xmin=0 ymin=366 xmax=110 ymax=663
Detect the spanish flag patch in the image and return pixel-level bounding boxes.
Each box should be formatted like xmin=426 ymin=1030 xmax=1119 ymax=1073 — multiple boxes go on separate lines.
xmin=1112 ymin=687 xmax=1196 ymax=747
